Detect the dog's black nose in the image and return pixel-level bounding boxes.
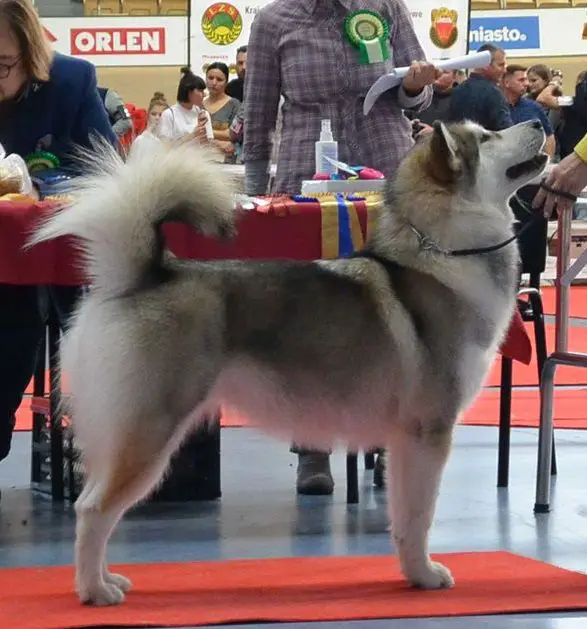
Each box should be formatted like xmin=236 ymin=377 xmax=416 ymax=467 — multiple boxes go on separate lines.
xmin=531 ymin=119 xmax=542 ymax=130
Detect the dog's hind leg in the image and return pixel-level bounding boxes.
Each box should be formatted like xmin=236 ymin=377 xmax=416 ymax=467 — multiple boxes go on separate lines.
xmin=74 ymin=416 xmax=183 ymax=606
xmin=386 ymin=423 xmax=455 ymax=590
xmin=72 ymin=481 xmax=133 ymax=594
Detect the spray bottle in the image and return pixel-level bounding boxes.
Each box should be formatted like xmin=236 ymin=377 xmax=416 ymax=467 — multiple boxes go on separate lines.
xmin=315 ymin=119 xmax=338 ymax=176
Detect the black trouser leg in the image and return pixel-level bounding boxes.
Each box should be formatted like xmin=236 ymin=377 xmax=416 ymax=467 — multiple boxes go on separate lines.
xmin=290 ymin=444 xmax=331 ymax=455
xmin=0 ymin=285 xmax=44 ymax=462
xmin=47 ymin=285 xmax=83 ymax=329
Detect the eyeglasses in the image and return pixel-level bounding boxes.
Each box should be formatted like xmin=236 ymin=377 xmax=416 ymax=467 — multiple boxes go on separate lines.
xmin=0 ymin=56 xmax=22 ymax=80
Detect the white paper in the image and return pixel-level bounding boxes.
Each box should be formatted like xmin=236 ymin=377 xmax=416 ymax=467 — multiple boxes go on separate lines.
xmin=363 ymin=51 xmax=492 ymax=115
xmin=234 ymin=193 xmax=270 ymax=210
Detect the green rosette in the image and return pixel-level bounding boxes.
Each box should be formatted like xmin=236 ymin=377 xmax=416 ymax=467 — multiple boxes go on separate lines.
xmin=344 ymin=10 xmax=390 ymax=65
xmin=25 ymin=150 xmax=60 ymax=173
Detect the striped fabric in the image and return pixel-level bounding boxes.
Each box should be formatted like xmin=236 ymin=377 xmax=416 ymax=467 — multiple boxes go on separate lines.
xmin=318 ymin=192 xmax=382 ymax=259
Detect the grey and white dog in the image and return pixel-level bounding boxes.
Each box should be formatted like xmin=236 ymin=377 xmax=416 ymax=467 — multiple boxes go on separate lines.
xmin=31 ymin=119 xmax=547 ymax=606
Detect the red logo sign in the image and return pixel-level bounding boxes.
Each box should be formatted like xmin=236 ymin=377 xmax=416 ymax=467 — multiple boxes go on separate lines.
xmin=43 ymin=27 xmax=57 ymax=43
xmin=70 ymin=28 xmax=166 ymax=55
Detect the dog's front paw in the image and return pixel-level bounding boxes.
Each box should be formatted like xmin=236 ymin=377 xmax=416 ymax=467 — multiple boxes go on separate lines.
xmin=407 ymin=561 xmax=454 ymax=590
xmin=79 ymin=581 xmax=126 ymax=606
xmin=104 ymin=571 xmax=132 ymax=593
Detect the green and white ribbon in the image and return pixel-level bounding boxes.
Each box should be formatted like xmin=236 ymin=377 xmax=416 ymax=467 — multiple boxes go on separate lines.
xmin=25 ymin=150 xmax=60 ymax=173
xmin=344 ymin=10 xmax=390 ymax=65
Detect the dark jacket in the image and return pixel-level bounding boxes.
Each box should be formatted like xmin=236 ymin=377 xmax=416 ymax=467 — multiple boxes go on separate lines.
xmin=226 ymin=77 xmax=244 ymax=102
xmin=448 ymin=74 xmax=513 ymax=131
xmin=415 ymin=88 xmax=454 ymax=126
xmin=0 ymin=53 xmax=116 ymax=173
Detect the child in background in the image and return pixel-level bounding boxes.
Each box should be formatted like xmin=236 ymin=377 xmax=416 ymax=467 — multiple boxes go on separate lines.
xmin=133 ymin=92 xmax=169 ymax=150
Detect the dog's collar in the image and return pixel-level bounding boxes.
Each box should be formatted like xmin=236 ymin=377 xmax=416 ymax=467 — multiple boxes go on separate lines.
xmin=408 ymin=225 xmax=450 ymax=255
xmin=407 ymin=218 xmax=539 ymax=257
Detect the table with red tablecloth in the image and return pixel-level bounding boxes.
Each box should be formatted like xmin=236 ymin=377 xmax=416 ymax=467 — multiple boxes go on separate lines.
xmin=0 ymin=197 xmax=532 ymax=363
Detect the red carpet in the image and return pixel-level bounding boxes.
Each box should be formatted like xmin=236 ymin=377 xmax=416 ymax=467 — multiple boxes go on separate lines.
xmin=15 ymin=385 xmax=587 ymax=433
xmin=223 ymin=389 xmax=587 ymax=430
xmin=461 ymin=388 xmax=587 ymax=429
xmin=484 ymin=323 xmax=587 ymax=386
xmin=541 ymin=285 xmax=587 ymax=318
xmin=1 ymin=553 xmax=587 ymax=628
xmin=14 ymin=321 xmax=587 ymax=431
xmin=20 ymin=325 xmax=587 ymax=406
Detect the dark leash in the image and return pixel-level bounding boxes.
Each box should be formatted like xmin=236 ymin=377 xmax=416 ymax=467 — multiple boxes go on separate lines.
xmin=414 ymin=181 xmax=563 ymax=258
xmin=538 ymin=180 xmax=578 ymax=203
xmin=353 ymin=180 xmax=571 ymax=263
xmin=447 ymin=217 xmax=540 ymax=257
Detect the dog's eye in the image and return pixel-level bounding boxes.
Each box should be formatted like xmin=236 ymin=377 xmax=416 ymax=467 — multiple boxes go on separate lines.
xmin=480 ymin=134 xmax=491 ymax=144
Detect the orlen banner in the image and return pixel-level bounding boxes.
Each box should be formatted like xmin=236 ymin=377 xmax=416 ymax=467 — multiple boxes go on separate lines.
xmin=41 ymin=17 xmax=188 ymax=67
xmin=189 ymin=1 xmax=471 ymax=78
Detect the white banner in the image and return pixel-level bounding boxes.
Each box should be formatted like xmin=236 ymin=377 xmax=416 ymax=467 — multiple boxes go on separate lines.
xmin=409 ymin=3 xmax=470 ymax=61
xmin=189 ymin=1 xmax=470 ymax=78
xmin=41 ymin=17 xmax=188 ymax=67
xmin=470 ymin=8 xmax=587 ymax=58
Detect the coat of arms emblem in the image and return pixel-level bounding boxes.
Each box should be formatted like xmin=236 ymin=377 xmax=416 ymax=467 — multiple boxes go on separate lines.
xmin=430 ymin=7 xmax=458 ymax=50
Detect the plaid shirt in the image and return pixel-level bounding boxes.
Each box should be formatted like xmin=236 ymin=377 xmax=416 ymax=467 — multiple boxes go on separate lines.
xmin=243 ymin=0 xmax=432 ymax=195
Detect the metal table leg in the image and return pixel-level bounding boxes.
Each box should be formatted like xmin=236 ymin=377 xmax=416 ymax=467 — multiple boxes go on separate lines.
xmin=497 ymin=357 xmax=513 ymax=488
xmin=48 ymin=316 xmax=64 ymax=502
xmin=346 ymin=453 xmax=359 ymax=504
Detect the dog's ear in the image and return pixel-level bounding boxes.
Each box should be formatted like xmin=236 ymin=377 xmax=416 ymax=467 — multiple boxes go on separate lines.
xmin=429 ymin=121 xmax=462 ymax=182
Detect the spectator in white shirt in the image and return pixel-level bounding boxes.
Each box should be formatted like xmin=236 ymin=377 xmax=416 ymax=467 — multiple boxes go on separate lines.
xmin=158 ymin=67 xmax=212 ymax=144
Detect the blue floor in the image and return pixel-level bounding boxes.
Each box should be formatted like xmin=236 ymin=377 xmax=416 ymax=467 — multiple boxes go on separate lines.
xmin=2 ymin=420 xmax=587 ymax=627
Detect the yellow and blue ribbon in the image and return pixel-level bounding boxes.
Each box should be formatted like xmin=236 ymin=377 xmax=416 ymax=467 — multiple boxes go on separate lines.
xmin=313 ymin=193 xmax=381 ymax=259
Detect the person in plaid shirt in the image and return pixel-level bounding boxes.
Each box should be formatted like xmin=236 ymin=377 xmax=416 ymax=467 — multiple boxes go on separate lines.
xmin=243 ymin=0 xmax=439 ymax=494
xmin=244 ymin=0 xmax=438 ymax=197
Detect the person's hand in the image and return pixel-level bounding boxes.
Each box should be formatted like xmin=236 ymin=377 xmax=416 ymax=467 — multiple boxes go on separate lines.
xmin=533 ymin=151 xmax=587 ymax=217
xmin=219 ymin=141 xmax=235 ymax=156
xmin=402 ymin=61 xmax=440 ymax=95
xmin=193 ymin=124 xmax=208 ymax=144
xmin=191 ymin=111 xmax=210 ymax=144
xmin=416 ymin=122 xmax=434 ymax=138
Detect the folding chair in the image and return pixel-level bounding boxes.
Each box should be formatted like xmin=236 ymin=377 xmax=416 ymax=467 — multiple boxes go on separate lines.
xmin=497 ymin=183 xmax=556 ymax=487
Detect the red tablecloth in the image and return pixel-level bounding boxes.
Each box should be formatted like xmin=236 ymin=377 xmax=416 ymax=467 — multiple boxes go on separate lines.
xmin=0 ymin=200 xmax=531 ymax=364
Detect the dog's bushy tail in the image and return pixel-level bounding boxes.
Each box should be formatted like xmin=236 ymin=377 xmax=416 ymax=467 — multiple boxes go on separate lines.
xmin=29 ymin=137 xmax=237 ymax=296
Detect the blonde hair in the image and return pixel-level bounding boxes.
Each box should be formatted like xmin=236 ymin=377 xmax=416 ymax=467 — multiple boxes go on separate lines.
xmin=0 ymin=0 xmax=53 ymax=82
xmin=148 ymin=91 xmax=168 ymax=113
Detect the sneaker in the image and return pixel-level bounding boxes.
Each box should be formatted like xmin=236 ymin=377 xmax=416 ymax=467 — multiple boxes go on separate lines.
xmin=296 ymin=453 xmax=334 ymax=495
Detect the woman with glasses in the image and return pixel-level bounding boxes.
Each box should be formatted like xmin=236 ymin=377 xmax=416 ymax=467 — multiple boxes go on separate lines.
xmin=0 ymin=0 xmax=116 ymax=482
